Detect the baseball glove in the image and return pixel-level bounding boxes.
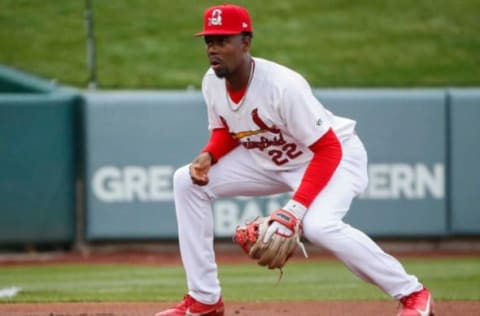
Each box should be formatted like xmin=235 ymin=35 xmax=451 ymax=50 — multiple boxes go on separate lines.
xmin=233 ymin=209 xmax=308 ymax=270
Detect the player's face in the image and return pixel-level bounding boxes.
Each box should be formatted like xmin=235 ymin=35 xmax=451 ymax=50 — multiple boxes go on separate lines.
xmin=204 ymin=35 xmax=248 ymax=78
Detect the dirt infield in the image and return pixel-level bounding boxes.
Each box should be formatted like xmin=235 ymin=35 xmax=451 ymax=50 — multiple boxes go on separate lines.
xmin=1 ymin=301 xmax=480 ymax=316
xmin=1 ymin=242 xmax=479 ymax=316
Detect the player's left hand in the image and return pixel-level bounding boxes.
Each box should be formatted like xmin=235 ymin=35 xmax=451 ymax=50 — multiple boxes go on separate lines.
xmin=263 ymin=220 xmax=293 ymax=243
xmin=233 ymin=200 xmax=308 ymax=270
xmin=263 ymin=200 xmax=307 ymax=243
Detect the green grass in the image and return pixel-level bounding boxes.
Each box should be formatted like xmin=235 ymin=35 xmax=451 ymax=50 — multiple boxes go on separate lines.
xmin=0 ymin=257 xmax=479 ymax=303
xmin=1 ymin=0 xmax=479 ymax=89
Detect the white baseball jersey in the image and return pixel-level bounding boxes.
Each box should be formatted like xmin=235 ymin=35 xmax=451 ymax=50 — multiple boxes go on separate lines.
xmin=202 ymin=57 xmax=357 ymax=171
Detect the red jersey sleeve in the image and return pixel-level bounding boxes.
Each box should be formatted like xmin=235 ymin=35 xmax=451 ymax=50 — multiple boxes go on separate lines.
xmin=202 ymin=128 xmax=239 ymax=163
xmin=292 ymin=128 xmax=343 ymax=207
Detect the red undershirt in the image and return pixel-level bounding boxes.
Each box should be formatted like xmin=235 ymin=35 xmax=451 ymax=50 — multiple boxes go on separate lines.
xmin=226 ymin=84 xmax=247 ymax=104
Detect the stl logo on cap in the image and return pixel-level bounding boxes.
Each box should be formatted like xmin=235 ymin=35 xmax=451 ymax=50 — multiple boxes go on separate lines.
xmin=209 ymin=9 xmax=222 ymax=26
xmin=194 ymin=4 xmax=252 ymax=36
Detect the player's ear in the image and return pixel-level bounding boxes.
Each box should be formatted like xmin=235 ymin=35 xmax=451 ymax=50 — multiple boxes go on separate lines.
xmin=241 ymin=34 xmax=251 ymax=52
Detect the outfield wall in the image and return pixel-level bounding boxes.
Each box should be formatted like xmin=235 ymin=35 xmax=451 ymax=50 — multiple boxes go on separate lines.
xmin=82 ymin=89 xmax=480 ymax=240
xmin=0 ymin=66 xmax=81 ymax=244
xmin=1 ymin=66 xmax=479 ymax=244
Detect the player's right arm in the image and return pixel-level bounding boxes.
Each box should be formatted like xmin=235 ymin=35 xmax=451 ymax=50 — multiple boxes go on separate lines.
xmin=190 ymin=72 xmax=240 ymax=185
xmin=189 ymin=128 xmax=239 ymax=185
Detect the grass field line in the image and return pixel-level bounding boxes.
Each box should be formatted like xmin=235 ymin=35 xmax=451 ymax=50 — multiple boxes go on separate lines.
xmin=0 ymin=258 xmax=479 ymax=302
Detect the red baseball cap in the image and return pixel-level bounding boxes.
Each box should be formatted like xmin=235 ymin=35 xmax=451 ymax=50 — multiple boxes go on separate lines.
xmin=194 ymin=4 xmax=252 ymax=36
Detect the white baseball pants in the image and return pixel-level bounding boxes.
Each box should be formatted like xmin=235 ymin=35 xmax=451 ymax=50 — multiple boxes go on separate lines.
xmin=173 ymin=135 xmax=422 ymax=304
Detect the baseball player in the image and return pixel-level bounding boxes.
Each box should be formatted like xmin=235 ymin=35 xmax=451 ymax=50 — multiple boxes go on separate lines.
xmin=155 ymin=4 xmax=434 ymax=316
